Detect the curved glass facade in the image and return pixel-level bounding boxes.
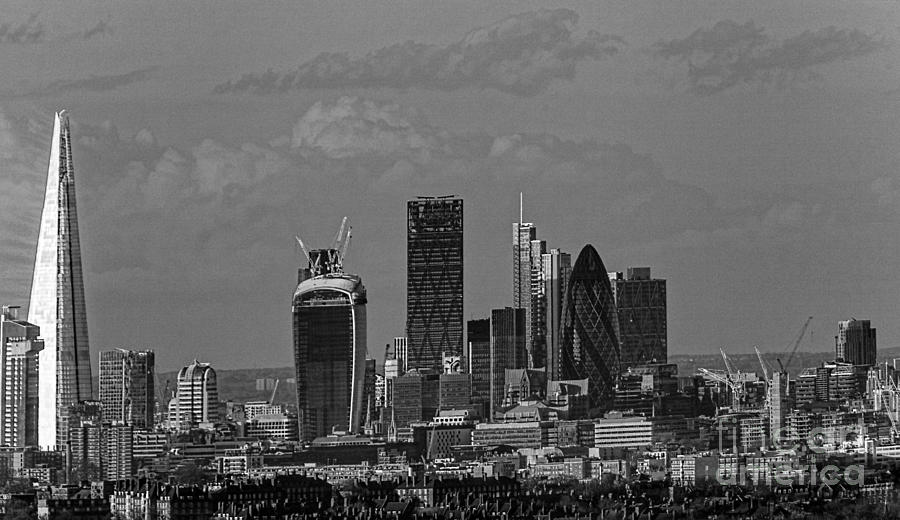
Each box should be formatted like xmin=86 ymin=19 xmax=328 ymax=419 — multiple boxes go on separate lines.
xmin=293 ymin=274 xmax=367 ymax=442
xmin=559 ymin=245 xmax=620 ymax=407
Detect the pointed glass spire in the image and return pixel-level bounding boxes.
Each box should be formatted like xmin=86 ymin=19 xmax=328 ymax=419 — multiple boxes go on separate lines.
xmin=28 ymin=111 xmax=93 ymax=448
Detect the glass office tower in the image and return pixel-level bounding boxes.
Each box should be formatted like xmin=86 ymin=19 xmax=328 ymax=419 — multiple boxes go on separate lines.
xmin=406 ymin=197 xmax=463 ymax=371
xmin=28 ymin=111 xmax=93 ymax=448
xmin=559 ymin=245 xmax=620 ymax=407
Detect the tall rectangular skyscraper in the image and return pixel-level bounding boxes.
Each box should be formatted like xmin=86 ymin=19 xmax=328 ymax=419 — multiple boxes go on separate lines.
xmin=406 ymin=197 xmax=463 ymax=371
xmin=836 ymin=319 xmax=876 ymax=366
xmin=466 ymin=318 xmax=491 ymax=415
xmin=0 ymin=306 xmax=44 ymax=447
xmin=28 ymin=111 xmax=94 ymax=448
xmin=542 ymin=249 xmax=571 ymax=382
xmin=512 ymin=197 xmax=546 ymax=368
xmin=99 ymin=349 xmax=156 ymax=429
xmin=489 ymin=307 xmax=526 ymax=419
xmin=609 ymin=267 xmax=667 ymax=371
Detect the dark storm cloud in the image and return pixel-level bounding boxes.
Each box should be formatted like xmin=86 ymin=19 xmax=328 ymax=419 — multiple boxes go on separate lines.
xmin=213 ymin=9 xmax=622 ymax=96
xmin=30 ymin=67 xmax=157 ymax=96
xmin=653 ymin=20 xmax=887 ymax=95
xmin=0 ymin=13 xmax=45 ymax=44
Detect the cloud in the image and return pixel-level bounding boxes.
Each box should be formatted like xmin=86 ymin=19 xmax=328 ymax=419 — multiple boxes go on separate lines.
xmin=0 ymin=13 xmax=45 ymax=44
xmin=214 ymin=9 xmax=621 ymax=96
xmin=82 ymin=17 xmax=113 ymax=40
xmin=29 ymin=67 xmax=157 ymax=96
xmin=653 ymin=20 xmax=887 ymax=95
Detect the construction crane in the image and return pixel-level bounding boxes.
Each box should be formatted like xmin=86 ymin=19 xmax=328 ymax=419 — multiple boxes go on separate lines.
xmin=782 ymin=316 xmax=813 ymax=372
xmin=754 ymin=346 xmax=772 ymax=384
xmin=269 ymin=378 xmax=280 ymax=405
xmin=699 ymin=368 xmax=745 ymax=410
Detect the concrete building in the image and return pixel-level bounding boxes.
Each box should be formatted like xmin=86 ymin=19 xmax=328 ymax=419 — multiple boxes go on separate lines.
xmin=472 ymin=421 xmax=551 ymax=449
xmin=0 ymin=306 xmax=43 ymax=447
xmin=98 ymin=349 xmax=155 ymax=429
xmin=170 ymin=360 xmax=220 ymax=429
xmin=608 ymin=268 xmax=667 ymax=370
xmin=246 ymin=413 xmax=299 ymax=441
xmin=28 ymin=111 xmax=94 ymax=449
xmin=406 ymin=197 xmax=463 ymax=371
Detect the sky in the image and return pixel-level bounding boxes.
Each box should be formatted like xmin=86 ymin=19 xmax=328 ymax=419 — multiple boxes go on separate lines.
xmin=0 ymin=1 xmax=898 ymax=372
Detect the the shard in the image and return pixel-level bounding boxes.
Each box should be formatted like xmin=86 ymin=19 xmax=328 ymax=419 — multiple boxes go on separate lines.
xmin=28 ymin=111 xmax=94 ymax=448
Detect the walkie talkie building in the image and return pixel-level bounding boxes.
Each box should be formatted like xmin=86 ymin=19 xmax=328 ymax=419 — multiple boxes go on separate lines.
xmin=293 ymin=220 xmax=367 ymax=442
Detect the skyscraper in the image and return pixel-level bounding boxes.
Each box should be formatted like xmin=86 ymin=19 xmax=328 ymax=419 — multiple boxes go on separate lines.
xmin=406 ymin=197 xmax=463 ymax=371
xmin=609 ymin=267 xmax=667 ymax=371
xmin=293 ymin=219 xmax=367 ymax=441
xmin=170 ymin=360 xmax=220 ymax=429
xmin=836 ymin=319 xmax=876 ymax=366
xmin=0 ymin=306 xmax=44 ymax=447
xmin=512 ymin=196 xmax=546 ymax=368
xmin=98 ymin=349 xmax=156 ymax=429
xmin=466 ymin=318 xmax=491 ymax=415
xmin=490 ymin=307 xmax=526 ymax=419
xmin=559 ymin=245 xmax=620 ymax=406
xmin=542 ymin=249 xmax=571 ymax=382
xmin=28 ymin=111 xmax=94 ymax=448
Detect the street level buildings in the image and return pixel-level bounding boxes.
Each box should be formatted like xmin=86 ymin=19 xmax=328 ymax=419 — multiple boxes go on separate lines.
xmin=406 ymin=197 xmax=463 ymax=371
xmin=28 ymin=111 xmax=94 ymax=448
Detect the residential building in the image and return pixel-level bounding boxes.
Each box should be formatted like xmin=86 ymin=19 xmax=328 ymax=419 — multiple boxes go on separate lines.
xmin=0 ymin=307 xmax=43 ymax=446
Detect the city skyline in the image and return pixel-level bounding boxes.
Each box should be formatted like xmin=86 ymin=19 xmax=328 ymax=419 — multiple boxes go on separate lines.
xmin=0 ymin=2 xmax=897 ymax=371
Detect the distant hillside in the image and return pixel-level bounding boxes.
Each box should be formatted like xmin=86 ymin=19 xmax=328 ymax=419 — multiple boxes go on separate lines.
xmin=158 ymin=366 xmax=296 ymax=406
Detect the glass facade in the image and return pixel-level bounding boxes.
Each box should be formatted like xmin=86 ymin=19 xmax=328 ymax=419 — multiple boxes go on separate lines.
xmin=406 ymin=198 xmax=463 ymax=371
xmin=609 ymin=268 xmax=667 ymax=370
xmin=28 ymin=111 xmax=93 ymax=448
xmin=99 ymin=349 xmax=156 ymax=430
xmin=489 ymin=307 xmax=526 ymax=418
xmin=542 ymin=249 xmax=571 ymax=382
xmin=466 ymin=319 xmax=491 ymax=412
xmin=560 ymin=245 xmax=620 ymax=407
xmin=292 ymin=274 xmax=367 ymax=442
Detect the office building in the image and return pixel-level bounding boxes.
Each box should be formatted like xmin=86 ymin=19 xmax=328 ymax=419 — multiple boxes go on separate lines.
xmin=406 ymin=197 xmax=463 ymax=371
xmin=490 ymin=307 xmax=527 ymax=418
xmin=467 ymin=319 xmax=491 ymax=413
xmin=609 ymin=267 xmax=667 ymax=370
xmin=439 ymin=373 xmax=472 ymax=411
xmin=542 ymin=249 xmax=571 ymax=382
xmin=246 ymin=414 xmax=299 ymax=441
xmin=293 ymin=220 xmax=367 ymax=441
xmin=393 ymin=337 xmax=408 ymax=373
xmin=512 ymin=197 xmax=547 ymax=369
xmin=392 ymin=370 xmax=440 ymax=429
xmin=559 ymin=245 xmax=620 ymax=406
xmin=98 ymin=349 xmax=155 ymax=429
xmin=170 ymin=360 xmax=220 ymax=429
xmin=0 ymin=307 xmax=43 ymax=446
xmin=28 ymin=111 xmax=94 ymax=448
xmin=836 ymin=319 xmax=876 ymax=366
